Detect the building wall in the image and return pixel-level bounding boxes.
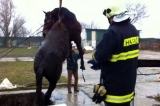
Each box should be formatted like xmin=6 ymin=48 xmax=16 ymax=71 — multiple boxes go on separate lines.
xmin=85 ymin=29 xmax=160 ymax=51
xmin=86 ymin=28 xmax=107 ymax=48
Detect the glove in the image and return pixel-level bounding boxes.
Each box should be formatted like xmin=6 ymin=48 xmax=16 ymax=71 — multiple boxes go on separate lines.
xmin=87 ymin=60 xmax=100 ymax=70
xmin=93 ymin=84 xmax=100 ymax=93
xmin=92 ymin=85 xmax=107 ymax=104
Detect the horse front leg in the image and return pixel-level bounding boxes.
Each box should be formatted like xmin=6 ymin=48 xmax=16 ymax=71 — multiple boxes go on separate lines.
xmin=44 ymin=83 xmax=56 ymax=105
xmin=74 ymin=37 xmax=85 ymax=70
xmin=34 ymin=67 xmax=44 ymax=106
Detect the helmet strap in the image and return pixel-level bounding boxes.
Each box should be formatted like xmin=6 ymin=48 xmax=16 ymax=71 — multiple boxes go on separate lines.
xmin=108 ymin=16 xmax=114 ymax=24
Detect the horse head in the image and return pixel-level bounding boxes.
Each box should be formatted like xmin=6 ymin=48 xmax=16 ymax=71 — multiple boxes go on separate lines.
xmin=43 ymin=7 xmax=64 ymax=37
xmin=43 ymin=11 xmax=52 ymax=37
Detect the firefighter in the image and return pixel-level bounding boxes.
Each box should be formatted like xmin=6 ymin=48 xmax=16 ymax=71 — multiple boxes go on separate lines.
xmin=88 ymin=2 xmax=139 ymax=106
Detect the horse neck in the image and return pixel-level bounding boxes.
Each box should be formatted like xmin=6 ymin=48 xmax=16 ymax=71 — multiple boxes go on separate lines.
xmin=46 ymin=21 xmax=69 ymax=40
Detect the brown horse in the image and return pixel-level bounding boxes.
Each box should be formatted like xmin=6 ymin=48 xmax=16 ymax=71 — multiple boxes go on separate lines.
xmin=34 ymin=19 xmax=69 ymax=105
xmin=43 ymin=7 xmax=85 ymax=70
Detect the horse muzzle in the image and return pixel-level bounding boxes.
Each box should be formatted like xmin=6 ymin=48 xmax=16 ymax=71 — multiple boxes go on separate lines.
xmin=43 ymin=33 xmax=47 ymax=37
xmin=43 ymin=30 xmax=48 ymax=37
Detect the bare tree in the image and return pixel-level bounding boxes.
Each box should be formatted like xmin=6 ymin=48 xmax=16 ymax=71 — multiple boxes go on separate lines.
xmin=0 ymin=0 xmax=14 ymax=47
xmin=125 ymin=2 xmax=149 ymax=24
xmin=11 ymin=15 xmax=29 ymax=37
xmin=15 ymin=26 xmax=30 ymax=37
xmin=0 ymin=0 xmax=30 ymax=47
xmin=80 ymin=21 xmax=100 ymax=29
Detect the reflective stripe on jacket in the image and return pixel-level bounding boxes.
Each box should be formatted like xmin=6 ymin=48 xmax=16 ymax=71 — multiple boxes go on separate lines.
xmin=109 ymin=49 xmax=139 ymax=62
xmin=105 ymin=92 xmax=134 ymax=103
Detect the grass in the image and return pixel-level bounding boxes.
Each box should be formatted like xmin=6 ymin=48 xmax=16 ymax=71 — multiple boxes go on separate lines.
xmin=0 ymin=61 xmax=67 ymax=91
xmin=0 ymin=47 xmax=93 ymax=91
xmin=0 ymin=47 xmax=39 ymax=57
xmin=0 ymin=47 xmax=93 ymax=58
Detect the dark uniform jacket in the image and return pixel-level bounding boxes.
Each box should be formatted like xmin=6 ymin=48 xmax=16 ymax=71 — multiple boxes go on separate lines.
xmin=67 ymin=50 xmax=80 ymax=71
xmin=93 ymin=19 xmax=139 ymax=104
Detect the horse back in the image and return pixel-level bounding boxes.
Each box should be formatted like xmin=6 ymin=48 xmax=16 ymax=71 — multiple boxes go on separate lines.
xmin=34 ymin=20 xmax=69 ymax=70
xmin=51 ymin=7 xmax=82 ymax=37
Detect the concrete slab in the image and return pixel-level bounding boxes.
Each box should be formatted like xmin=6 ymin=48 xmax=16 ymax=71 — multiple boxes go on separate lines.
xmin=16 ymin=57 xmax=34 ymax=61
xmin=0 ymin=57 xmax=16 ymax=62
xmin=0 ymin=89 xmax=70 ymax=106
xmin=52 ymin=104 xmax=67 ymax=106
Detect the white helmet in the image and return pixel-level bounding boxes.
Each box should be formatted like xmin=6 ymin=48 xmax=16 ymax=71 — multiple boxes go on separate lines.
xmin=103 ymin=2 xmax=136 ymax=22
xmin=71 ymin=41 xmax=76 ymax=47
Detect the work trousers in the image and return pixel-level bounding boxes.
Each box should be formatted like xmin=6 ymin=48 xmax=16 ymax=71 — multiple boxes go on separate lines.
xmin=104 ymin=102 xmax=130 ymax=106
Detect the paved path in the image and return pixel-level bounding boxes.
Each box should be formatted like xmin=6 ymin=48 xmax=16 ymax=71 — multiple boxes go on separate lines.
xmin=0 ymin=57 xmax=34 ymax=62
xmin=61 ymin=51 xmax=160 ymax=106
xmin=1 ymin=51 xmax=160 ymax=106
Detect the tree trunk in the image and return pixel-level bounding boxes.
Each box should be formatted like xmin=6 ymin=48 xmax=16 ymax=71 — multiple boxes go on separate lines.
xmin=7 ymin=39 xmax=11 ymax=47
xmin=4 ymin=37 xmax=11 ymax=48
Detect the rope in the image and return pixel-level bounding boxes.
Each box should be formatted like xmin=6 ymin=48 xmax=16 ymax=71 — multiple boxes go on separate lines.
xmin=0 ymin=25 xmax=44 ymax=59
xmin=58 ymin=0 xmax=62 ymax=20
xmin=82 ymin=69 xmax=86 ymax=82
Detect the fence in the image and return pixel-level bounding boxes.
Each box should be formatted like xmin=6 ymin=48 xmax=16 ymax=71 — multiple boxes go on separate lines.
xmin=1 ymin=37 xmax=160 ymax=51
xmin=0 ymin=37 xmax=43 ymax=47
xmin=86 ymin=38 xmax=160 ymax=51
xmin=139 ymin=38 xmax=160 ymax=51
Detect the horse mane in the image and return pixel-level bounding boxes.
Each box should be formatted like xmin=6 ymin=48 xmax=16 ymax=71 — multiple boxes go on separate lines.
xmin=50 ymin=7 xmax=81 ymax=33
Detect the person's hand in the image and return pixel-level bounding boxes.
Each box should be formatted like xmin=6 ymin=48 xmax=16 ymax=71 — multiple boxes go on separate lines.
xmin=87 ymin=60 xmax=100 ymax=70
xmin=92 ymin=85 xmax=107 ymax=104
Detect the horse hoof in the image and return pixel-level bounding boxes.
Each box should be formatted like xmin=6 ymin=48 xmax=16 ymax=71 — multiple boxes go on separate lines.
xmin=33 ymin=101 xmax=45 ymax=106
xmin=45 ymin=100 xmax=55 ymax=105
xmin=32 ymin=102 xmax=39 ymax=106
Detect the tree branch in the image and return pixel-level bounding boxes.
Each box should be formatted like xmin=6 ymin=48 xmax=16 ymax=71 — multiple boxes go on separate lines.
xmin=125 ymin=1 xmax=149 ymax=24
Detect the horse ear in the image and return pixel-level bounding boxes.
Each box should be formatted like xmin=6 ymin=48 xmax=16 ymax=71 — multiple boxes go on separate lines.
xmin=43 ymin=11 xmax=46 ymax=14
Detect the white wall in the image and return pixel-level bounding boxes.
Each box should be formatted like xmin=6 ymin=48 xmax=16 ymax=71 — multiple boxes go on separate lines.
xmin=81 ymin=29 xmax=87 ymax=40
